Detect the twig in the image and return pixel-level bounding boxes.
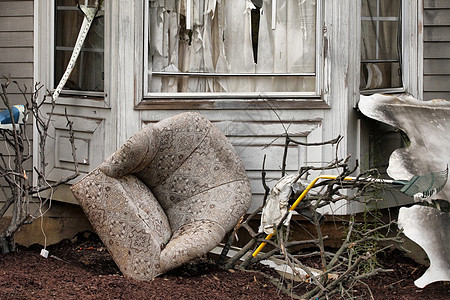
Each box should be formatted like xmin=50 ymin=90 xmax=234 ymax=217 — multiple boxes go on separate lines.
xmin=261 ymin=154 xmax=270 ymax=206
xmin=384 ymin=278 xmax=404 ymax=289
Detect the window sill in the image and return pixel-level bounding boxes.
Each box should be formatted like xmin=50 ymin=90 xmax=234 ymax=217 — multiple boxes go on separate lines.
xmin=359 ymin=87 xmax=406 ymax=96
xmin=56 ymin=90 xmax=105 ymax=99
xmin=46 ymin=91 xmax=108 ymax=108
xmin=136 ymin=97 xmax=330 ymax=110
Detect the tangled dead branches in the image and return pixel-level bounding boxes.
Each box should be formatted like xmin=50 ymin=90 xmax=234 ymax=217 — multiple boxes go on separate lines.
xmin=217 ymin=134 xmax=403 ymax=299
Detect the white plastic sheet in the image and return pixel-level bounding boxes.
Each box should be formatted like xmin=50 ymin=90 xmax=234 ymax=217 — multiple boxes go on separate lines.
xmin=398 ymin=205 xmax=450 ymax=288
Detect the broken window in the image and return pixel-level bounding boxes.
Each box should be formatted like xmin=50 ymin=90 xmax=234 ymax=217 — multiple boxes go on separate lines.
xmin=360 ymin=0 xmax=403 ymax=91
xmin=144 ymin=0 xmax=318 ymax=97
xmin=54 ymin=0 xmax=104 ymax=93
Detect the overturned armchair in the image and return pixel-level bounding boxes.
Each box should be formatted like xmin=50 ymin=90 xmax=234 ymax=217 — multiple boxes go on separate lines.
xmin=71 ymin=112 xmax=252 ymax=280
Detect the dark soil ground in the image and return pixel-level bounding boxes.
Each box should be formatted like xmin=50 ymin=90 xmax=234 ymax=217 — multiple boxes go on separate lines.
xmin=0 ymin=231 xmax=448 ymax=299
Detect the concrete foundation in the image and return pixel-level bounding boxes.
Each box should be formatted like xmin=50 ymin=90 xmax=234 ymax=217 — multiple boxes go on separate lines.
xmin=0 ymin=201 xmax=93 ymax=247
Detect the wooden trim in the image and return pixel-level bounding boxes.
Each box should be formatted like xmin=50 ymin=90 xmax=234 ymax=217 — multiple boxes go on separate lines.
xmin=424 ymin=0 xmax=450 ymax=9
xmin=135 ymin=98 xmax=330 ymax=110
xmin=133 ymin=0 xmax=144 ymax=108
xmin=397 ymin=0 xmax=423 ymax=99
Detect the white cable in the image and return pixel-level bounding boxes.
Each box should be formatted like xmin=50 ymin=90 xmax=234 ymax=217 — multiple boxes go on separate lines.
xmin=30 ymin=176 xmax=54 ymax=251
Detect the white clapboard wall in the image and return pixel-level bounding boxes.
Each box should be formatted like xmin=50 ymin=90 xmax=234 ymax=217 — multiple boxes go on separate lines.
xmin=0 ymin=0 xmax=34 ymax=208
xmin=423 ymin=0 xmax=450 ymax=100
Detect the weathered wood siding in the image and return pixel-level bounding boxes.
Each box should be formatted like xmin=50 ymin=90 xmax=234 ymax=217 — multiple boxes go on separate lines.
xmin=0 ymin=0 xmax=34 ymax=202
xmin=423 ymin=1 xmax=450 ymax=100
xmin=0 ymin=0 xmax=34 ymax=102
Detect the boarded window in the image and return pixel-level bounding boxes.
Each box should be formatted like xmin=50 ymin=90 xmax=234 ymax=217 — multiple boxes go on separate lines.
xmin=360 ymin=0 xmax=403 ymax=91
xmin=54 ymin=0 xmax=104 ymax=93
xmin=144 ymin=0 xmax=318 ymax=97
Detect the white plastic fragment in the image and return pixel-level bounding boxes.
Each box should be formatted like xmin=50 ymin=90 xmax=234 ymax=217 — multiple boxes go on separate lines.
xmin=40 ymin=249 xmax=49 ymax=258
xmin=398 ymin=205 xmax=450 ymax=288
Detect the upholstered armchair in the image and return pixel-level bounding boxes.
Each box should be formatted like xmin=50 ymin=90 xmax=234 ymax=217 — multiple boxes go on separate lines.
xmin=71 ymin=112 xmax=252 ymax=280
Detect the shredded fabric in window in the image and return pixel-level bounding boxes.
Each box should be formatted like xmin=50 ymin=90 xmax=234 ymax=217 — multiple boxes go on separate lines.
xmin=148 ymin=0 xmax=316 ymax=94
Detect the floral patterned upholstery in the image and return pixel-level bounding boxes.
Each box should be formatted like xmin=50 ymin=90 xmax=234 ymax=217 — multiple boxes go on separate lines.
xmin=71 ymin=112 xmax=252 ymax=280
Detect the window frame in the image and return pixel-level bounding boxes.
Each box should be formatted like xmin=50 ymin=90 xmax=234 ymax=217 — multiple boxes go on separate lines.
xmin=52 ymin=0 xmax=106 ymax=99
xmin=140 ymin=0 xmax=326 ymax=108
xmin=359 ymin=0 xmax=422 ymax=97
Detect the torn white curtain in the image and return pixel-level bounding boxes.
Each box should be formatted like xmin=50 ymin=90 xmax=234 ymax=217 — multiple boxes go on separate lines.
xmin=360 ymin=0 xmax=402 ymax=89
xmin=148 ymin=0 xmax=316 ymax=93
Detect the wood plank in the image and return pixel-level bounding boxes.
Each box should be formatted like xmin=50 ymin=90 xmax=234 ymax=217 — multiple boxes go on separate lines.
xmin=0 ymin=47 xmax=33 ymax=63
xmin=227 ymin=136 xmax=298 ymax=147
xmin=0 ymin=62 xmax=33 ymax=78
xmin=0 ymin=153 xmax=33 ymax=171
xmin=424 ymin=9 xmax=450 ymax=25
xmin=0 ymin=32 xmax=33 ymax=47
xmin=0 ymin=16 xmax=33 ymax=32
xmin=0 ymin=1 xmax=33 ymax=16
xmin=424 ymin=0 xmax=450 ymax=9
xmin=423 ymin=75 xmax=450 ymax=91
xmin=213 ymin=120 xmax=320 ymax=138
xmin=234 ymin=144 xmax=299 ymax=171
xmin=423 ymin=91 xmax=450 ymax=100
xmin=0 ymin=93 xmax=33 ymax=106
xmin=141 ymin=109 xmax=325 ymax=123
xmin=0 ymin=92 xmax=33 ymax=106
xmin=424 ymin=26 xmax=450 ymax=41
xmin=424 ymin=42 xmax=450 ymax=58
xmin=423 ymin=59 xmax=450 ymax=74
xmin=137 ymin=98 xmax=330 ymax=111
xmin=58 ymin=136 xmax=90 ymax=165
xmin=144 ymin=120 xmax=321 ymax=138
xmin=50 ymin=114 xmax=103 ymax=133
xmin=0 ymin=78 xmax=34 ymax=93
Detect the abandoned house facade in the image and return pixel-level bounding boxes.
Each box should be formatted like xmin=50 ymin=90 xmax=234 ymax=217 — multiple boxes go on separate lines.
xmin=1 ymin=0 xmax=450 ymax=243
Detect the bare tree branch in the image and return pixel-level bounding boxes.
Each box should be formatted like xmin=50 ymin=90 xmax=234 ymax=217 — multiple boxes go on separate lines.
xmin=1 ymin=76 xmax=80 ymax=253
